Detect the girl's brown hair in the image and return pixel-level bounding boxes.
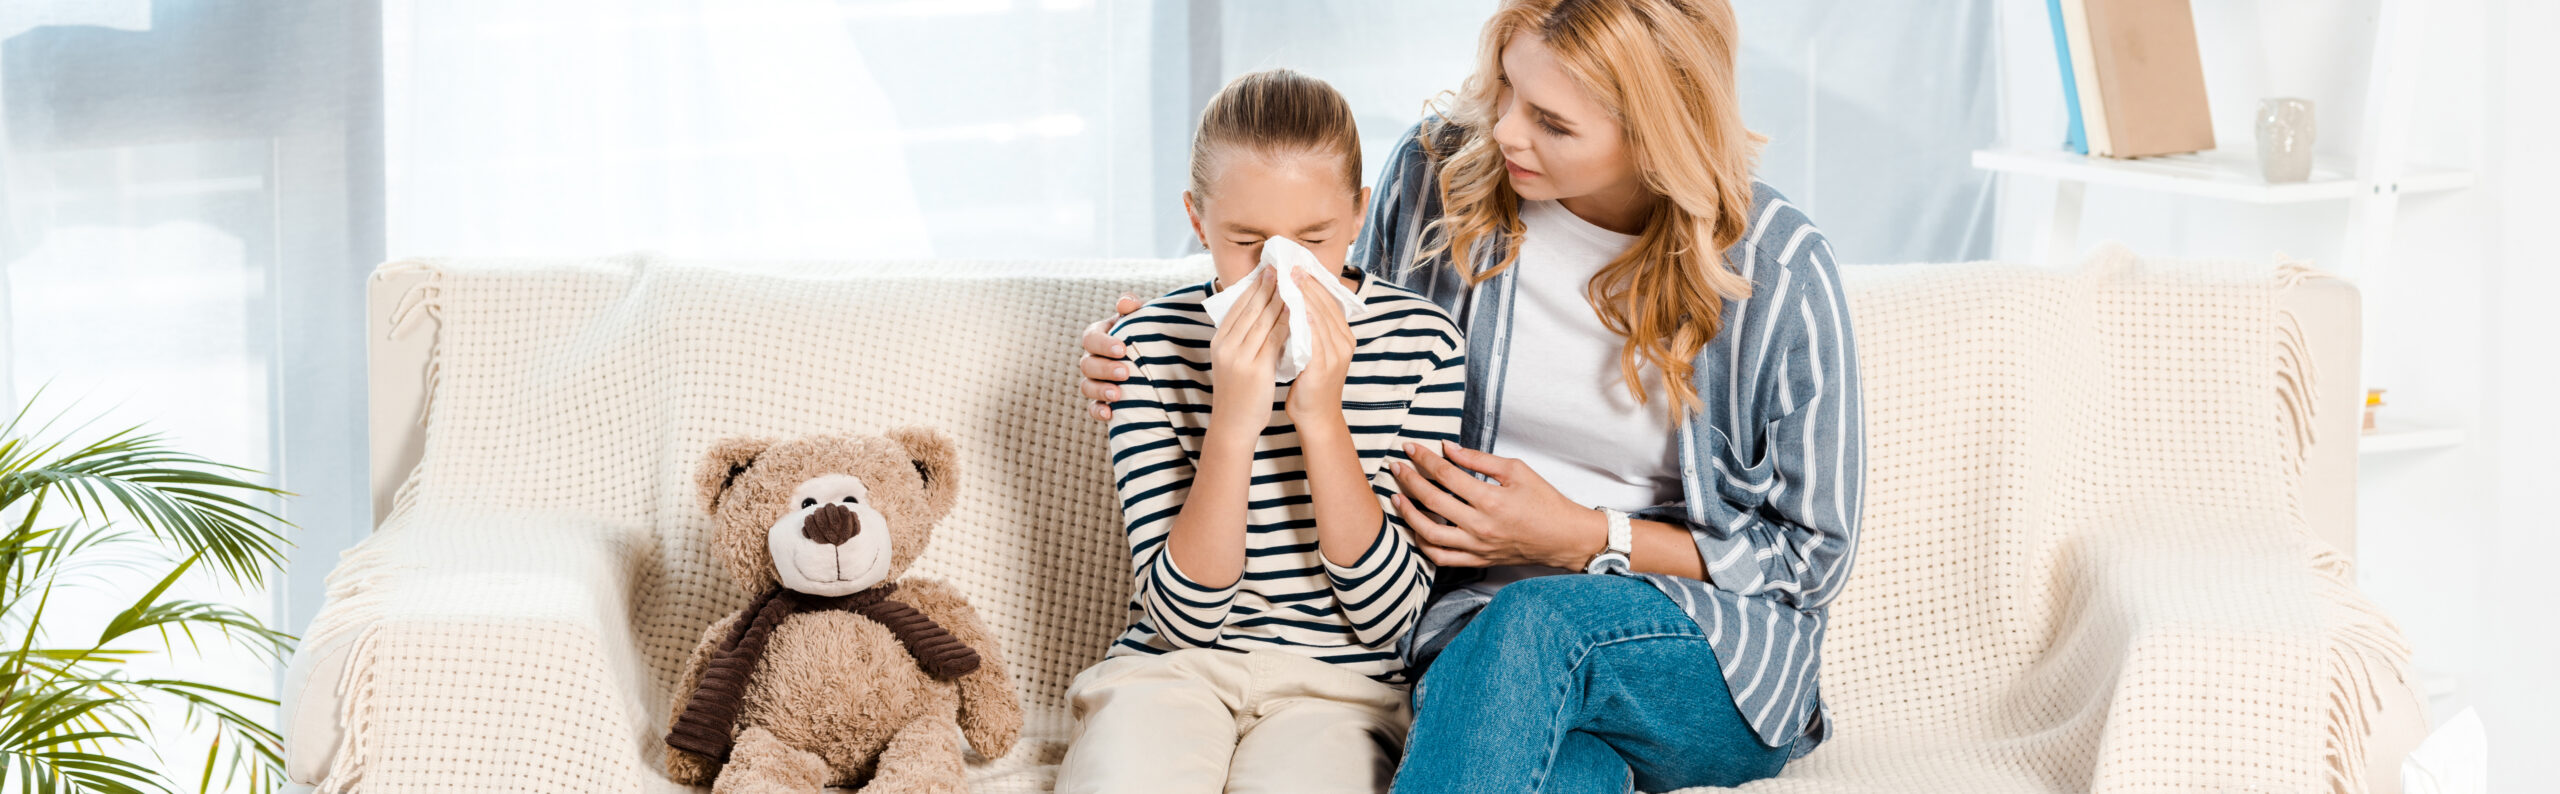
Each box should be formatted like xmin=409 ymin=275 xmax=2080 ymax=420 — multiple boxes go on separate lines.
xmin=1424 ymin=0 xmax=1764 ymax=419
xmin=1188 ymin=68 xmax=1363 ymax=198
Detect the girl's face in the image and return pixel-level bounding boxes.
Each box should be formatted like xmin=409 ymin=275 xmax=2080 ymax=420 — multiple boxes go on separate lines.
xmin=1491 ymin=32 xmax=1648 ymax=218
xmin=1185 ymin=151 xmax=1371 ymax=288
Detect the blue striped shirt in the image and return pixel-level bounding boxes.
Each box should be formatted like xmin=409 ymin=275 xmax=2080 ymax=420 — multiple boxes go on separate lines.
xmin=1102 ymin=274 xmax=1468 ymax=684
xmin=1351 ymin=120 xmax=1864 ymax=758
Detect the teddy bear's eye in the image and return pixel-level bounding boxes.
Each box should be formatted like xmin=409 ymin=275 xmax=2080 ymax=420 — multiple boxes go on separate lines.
xmin=799 ymin=498 xmax=816 ymax=509
xmin=841 ymin=496 xmax=858 ymax=504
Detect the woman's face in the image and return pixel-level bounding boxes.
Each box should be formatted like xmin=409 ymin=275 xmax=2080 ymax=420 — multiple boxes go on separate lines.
xmin=1491 ymin=32 xmax=1648 ymax=215
xmin=1185 ymin=152 xmax=1370 ymax=287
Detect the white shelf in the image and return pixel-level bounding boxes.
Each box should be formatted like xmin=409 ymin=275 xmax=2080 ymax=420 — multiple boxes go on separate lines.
xmin=1970 ymin=148 xmax=2474 ymax=204
xmin=2359 ymin=422 xmax=2465 ymax=455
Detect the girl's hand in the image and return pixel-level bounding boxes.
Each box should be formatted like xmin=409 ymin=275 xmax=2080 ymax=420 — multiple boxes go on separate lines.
xmin=1283 ymin=269 xmax=1355 ymax=424
xmin=1389 ymin=440 xmax=1607 ymax=569
xmin=1208 ymin=270 xmax=1289 ymax=435
xmin=1079 ymin=292 xmax=1145 ymax=421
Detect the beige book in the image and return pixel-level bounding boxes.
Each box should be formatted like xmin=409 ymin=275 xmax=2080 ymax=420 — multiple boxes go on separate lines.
xmin=2083 ymin=0 xmax=2216 ymax=158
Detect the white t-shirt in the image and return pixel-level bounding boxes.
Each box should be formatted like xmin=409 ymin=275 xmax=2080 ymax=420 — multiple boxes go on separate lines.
xmin=1472 ymin=199 xmax=1683 ymax=586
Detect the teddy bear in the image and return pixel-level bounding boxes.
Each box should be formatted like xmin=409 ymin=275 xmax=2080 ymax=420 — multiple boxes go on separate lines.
xmin=663 ymin=427 xmax=1021 ymax=793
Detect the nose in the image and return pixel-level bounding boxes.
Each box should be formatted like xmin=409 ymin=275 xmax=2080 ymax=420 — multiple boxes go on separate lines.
xmin=801 ymin=503 xmax=862 ymax=545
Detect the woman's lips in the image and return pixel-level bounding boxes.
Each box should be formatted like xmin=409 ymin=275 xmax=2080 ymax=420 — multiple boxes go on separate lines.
xmin=1505 ymin=158 xmax=1540 ymax=179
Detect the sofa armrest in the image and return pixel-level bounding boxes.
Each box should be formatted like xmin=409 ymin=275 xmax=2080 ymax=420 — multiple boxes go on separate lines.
xmin=285 ymin=507 xmax=661 ymax=792
xmin=2275 ymin=274 xmax=2362 ymax=562
xmin=2065 ymin=521 xmax=2413 ymax=794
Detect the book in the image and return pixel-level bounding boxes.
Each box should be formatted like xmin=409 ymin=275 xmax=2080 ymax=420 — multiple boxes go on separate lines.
xmin=2056 ymin=0 xmax=2110 ymax=157
xmin=2046 ymin=0 xmax=2087 ymax=155
xmin=2081 ymin=0 xmax=2215 ymax=158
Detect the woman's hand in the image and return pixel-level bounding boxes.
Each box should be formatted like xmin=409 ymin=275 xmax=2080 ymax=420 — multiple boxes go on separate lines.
xmin=1208 ymin=270 xmax=1289 ymax=435
xmin=1078 ymin=292 xmax=1146 ymax=421
xmin=1389 ymin=440 xmax=1607 ymax=569
xmin=1283 ymin=269 xmax=1354 ymax=424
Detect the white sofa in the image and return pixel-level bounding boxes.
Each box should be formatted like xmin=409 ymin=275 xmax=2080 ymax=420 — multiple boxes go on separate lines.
xmin=284 ymin=251 xmax=2426 ymax=793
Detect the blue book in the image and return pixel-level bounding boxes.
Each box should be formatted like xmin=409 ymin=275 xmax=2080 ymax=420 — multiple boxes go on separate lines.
xmin=2046 ymin=0 xmax=2088 ymax=154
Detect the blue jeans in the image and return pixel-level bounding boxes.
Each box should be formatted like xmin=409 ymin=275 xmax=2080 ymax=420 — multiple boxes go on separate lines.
xmin=1391 ymin=575 xmax=1788 ymax=793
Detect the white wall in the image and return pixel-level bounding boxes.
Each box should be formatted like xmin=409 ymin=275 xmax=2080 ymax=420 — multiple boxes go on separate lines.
xmin=1990 ymin=0 xmax=2555 ymax=786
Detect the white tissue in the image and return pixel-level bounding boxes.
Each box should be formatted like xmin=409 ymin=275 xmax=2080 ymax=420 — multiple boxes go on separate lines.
xmin=1199 ymin=236 xmax=1367 ymax=383
xmin=2401 ymin=708 xmax=2485 ymax=794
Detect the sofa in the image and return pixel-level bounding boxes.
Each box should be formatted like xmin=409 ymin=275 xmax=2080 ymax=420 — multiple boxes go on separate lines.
xmin=283 ymin=248 xmax=2426 ymax=793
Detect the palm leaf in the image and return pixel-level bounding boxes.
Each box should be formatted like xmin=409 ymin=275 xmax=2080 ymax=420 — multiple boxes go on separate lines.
xmin=0 ymin=396 xmax=293 ymax=793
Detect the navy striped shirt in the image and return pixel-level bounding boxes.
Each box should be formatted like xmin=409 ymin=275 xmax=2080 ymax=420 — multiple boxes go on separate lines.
xmin=1102 ymin=274 xmax=1468 ymax=685
xmin=1352 ymin=120 xmax=1864 ymax=758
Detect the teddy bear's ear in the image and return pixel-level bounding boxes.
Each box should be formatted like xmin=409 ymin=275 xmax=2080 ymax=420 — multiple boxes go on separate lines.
xmin=885 ymin=425 xmax=960 ymax=518
xmin=694 ymin=436 xmax=774 ymax=515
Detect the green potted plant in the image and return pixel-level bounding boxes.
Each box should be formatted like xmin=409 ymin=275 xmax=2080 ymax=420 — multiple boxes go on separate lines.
xmin=0 ymin=396 xmax=293 ymax=792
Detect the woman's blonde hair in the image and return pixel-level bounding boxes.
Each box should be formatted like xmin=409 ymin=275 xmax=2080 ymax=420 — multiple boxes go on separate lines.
xmin=1189 ymin=68 xmax=1362 ymax=199
xmin=1423 ymin=0 xmax=1764 ymax=418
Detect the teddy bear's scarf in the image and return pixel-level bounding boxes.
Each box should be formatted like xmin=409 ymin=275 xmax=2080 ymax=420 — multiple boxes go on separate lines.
xmin=664 ymin=583 xmax=982 ymax=762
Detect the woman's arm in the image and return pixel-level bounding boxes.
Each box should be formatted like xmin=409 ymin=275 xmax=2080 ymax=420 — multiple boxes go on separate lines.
xmin=1393 ymin=230 xmax=1864 ymax=612
xmin=1669 ymin=239 xmax=1864 ymax=611
xmin=1079 ymin=294 xmax=1145 ymax=422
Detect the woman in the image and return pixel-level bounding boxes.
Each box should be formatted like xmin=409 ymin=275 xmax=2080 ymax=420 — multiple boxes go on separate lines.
xmin=1077 ymin=0 xmax=1862 ymax=790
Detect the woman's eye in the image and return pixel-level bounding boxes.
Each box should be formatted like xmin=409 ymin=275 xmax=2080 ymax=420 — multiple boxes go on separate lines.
xmin=799 ymin=498 xmax=816 ymax=508
xmin=1300 ymin=239 xmax=1328 ymax=246
xmin=1229 ymin=238 xmax=1261 ymax=247
xmin=1537 ymin=118 xmax=1570 ymax=137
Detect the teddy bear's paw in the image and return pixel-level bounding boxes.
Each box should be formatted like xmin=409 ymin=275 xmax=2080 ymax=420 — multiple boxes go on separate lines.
xmin=861 ymin=717 xmax=968 ymax=794
xmin=713 ymin=727 xmax=829 ymax=794
xmin=665 ymin=745 xmax=717 ymax=785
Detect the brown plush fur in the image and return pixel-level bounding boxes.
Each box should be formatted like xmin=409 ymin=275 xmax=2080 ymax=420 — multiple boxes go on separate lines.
xmin=666 ymin=428 xmax=1020 ymax=793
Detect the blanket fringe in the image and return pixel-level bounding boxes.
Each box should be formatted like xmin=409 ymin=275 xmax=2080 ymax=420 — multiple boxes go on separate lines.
xmin=2273 ymin=305 xmax=2319 ymax=490
xmin=374 ymin=259 xmax=446 ymax=521
xmin=2311 ymin=546 xmax=2415 ymax=794
xmin=309 ymin=260 xmax=448 ymax=792
xmin=2268 ymin=254 xmax=2410 ymax=794
xmin=318 ymin=625 xmax=384 ymax=794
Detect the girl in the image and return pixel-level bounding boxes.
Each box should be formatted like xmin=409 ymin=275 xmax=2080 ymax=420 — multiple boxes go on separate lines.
xmin=1077 ymin=1 xmax=1864 ymax=791
xmin=1054 ymin=69 xmax=1465 ymax=794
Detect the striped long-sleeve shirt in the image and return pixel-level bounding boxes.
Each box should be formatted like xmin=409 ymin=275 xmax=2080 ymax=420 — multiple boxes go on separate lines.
xmin=1351 ymin=120 xmax=1864 ymax=758
xmin=1103 ymin=274 xmax=1466 ymax=685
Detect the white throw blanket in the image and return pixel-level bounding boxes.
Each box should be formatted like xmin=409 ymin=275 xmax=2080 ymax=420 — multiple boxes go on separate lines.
xmin=303 ymin=248 xmax=2406 ymax=793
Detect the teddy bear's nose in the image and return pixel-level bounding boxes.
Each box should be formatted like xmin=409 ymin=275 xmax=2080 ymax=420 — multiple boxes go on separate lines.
xmin=802 ymin=503 xmax=862 ymax=545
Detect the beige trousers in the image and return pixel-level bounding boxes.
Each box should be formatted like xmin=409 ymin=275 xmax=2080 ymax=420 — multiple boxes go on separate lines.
xmin=1053 ymin=648 xmax=1413 ymax=794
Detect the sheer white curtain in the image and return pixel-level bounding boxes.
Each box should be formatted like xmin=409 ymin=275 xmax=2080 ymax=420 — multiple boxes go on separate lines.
xmin=0 ymin=0 xmax=380 ymax=785
xmin=1215 ymin=0 xmax=2000 ymax=265
xmin=386 ymin=0 xmax=1170 ymax=261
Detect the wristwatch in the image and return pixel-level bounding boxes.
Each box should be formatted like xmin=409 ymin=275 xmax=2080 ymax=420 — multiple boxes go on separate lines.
xmin=1584 ymin=506 xmax=1634 ymax=574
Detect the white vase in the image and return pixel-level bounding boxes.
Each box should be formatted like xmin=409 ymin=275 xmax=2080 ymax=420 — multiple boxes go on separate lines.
xmin=2256 ymin=97 xmax=2316 ymax=183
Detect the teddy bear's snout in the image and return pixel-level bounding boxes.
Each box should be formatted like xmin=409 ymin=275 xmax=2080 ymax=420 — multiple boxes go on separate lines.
xmin=801 ymin=503 xmax=863 ymax=545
